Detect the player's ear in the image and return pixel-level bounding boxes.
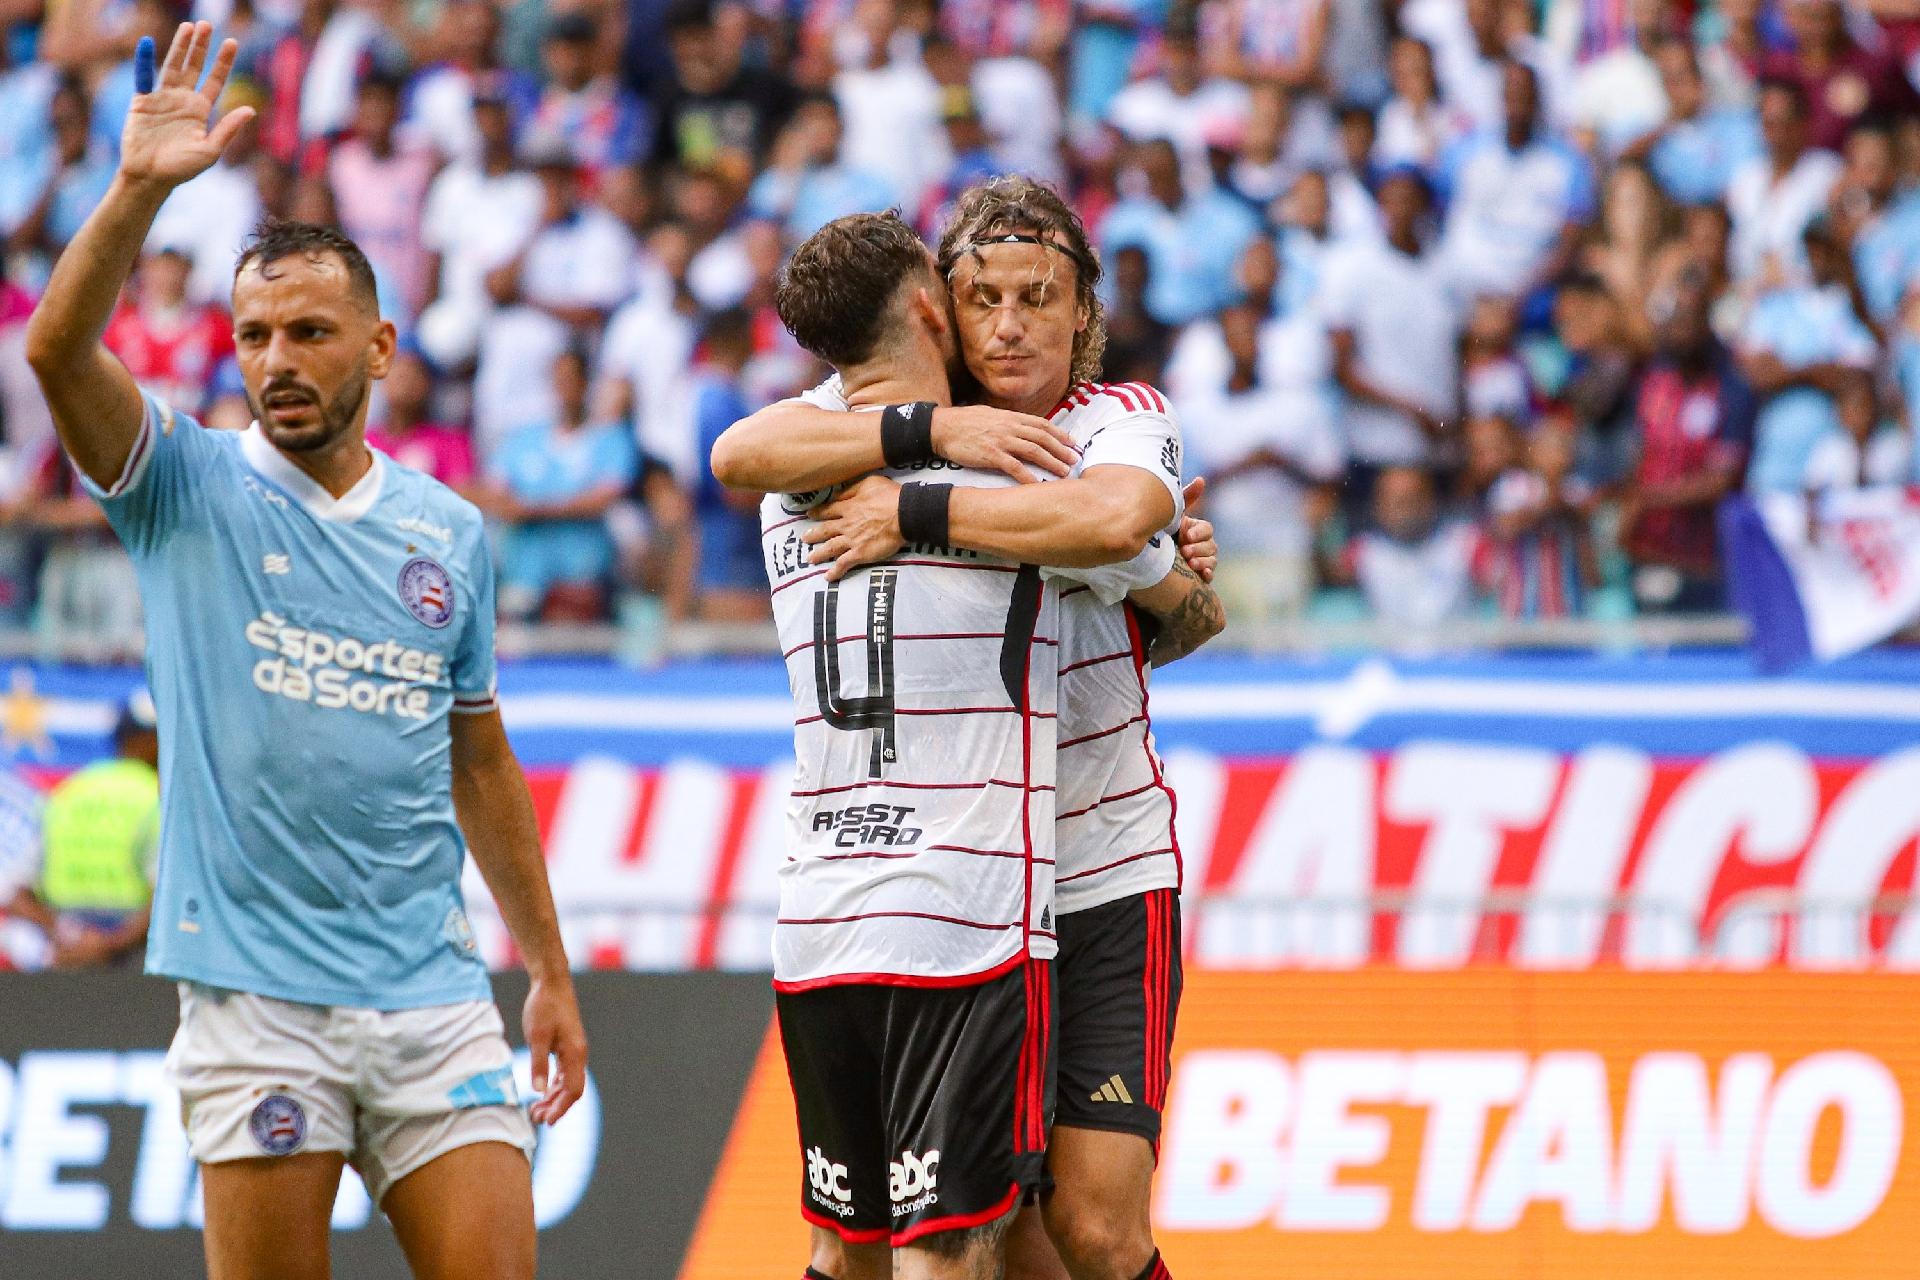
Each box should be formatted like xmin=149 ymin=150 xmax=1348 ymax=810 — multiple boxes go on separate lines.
xmin=914 ymin=285 xmax=948 ymax=338
xmin=366 ymin=319 xmax=398 ymax=380
xmin=1075 ymin=297 xmax=1089 ymax=335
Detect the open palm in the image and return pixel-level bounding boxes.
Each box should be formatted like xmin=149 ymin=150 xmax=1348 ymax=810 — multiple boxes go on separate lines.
xmin=120 ymin=22 xmax=254 ymax=187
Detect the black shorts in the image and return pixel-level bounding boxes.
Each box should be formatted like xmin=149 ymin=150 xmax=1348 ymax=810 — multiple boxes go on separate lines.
xmin=777 ymin=960 xmax=1054 ymax=1247
xmin=1053 ymin=889 xmax=1182 ymax=1145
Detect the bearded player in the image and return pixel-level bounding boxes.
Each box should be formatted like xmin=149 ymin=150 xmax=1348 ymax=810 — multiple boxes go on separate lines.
xmin=25 ymin=25 xmax=585 ymax=1279
xmin=717 ymin=178 xmax=1214 ymax=1280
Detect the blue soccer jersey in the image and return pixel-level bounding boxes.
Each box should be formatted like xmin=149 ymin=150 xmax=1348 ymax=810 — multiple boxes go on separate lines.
xmin=87 ymin=393 xmax=498 ymax=1009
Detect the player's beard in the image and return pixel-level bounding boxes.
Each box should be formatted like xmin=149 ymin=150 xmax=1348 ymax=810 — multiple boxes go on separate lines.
xmin=249 ymin=363 xmax=371 ymax=454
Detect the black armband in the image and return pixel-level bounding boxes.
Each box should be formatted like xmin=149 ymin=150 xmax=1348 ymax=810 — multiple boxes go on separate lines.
xmin=880 ymin=401 xmax=937 ymax=468
xmin=897 ymin=482 xmax=953 ymax=549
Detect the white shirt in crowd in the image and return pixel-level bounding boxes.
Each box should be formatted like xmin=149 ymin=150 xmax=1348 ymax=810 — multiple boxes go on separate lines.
xmin=1318 ymin=238 xmax=1460 ymax=466
xmin=1167 ymin=311 xmax=1340 ymax=556
xmin=148 ymin=160 xmax=262 ymax=306
xmin=1107 ymin=74 xmax=1253 ymax=190
xmin=521 ymin=208 xmax=640 ymax=315
xmin=1725 ymin=148 xmax=1843 ymax=284
xmin=974 ymin=56 xmax=1064 ymax=185
xmin=415 ymin=164 xmax=543 ymax=366
xmin=599 ymin=293 xmax=698 ymax=482
xmin=835 ymin=55 xmax=950 ymax=218
xmin=1802 ymin=428 xmax=1914 ymax=492
xmin=473 ymin=307 xmax=568 ymax=460
xmin=1352 ymin=520 xmax=1484 ymax=631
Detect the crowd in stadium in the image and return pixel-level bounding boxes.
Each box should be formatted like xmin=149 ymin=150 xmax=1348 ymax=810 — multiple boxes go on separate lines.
xmin=0 ymin=0 xmax=1917 ymax=648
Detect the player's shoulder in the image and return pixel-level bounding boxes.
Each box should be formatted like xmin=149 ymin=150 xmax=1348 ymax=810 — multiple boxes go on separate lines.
xmin=1052 ymin=380 xmax=1174 ymax=427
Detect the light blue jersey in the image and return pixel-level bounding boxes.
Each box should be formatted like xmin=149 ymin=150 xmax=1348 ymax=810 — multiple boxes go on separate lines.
xmin=88 ymin=393 xmax=498 ymax=1009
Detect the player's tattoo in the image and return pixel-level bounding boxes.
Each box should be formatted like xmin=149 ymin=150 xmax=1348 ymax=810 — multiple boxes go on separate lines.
xmin=1148 ymin=556 xmax=1225 ymax=669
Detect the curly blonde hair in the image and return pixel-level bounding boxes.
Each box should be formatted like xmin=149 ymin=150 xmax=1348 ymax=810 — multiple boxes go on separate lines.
xmin=935 ymin=176 xmax=1107 ymax=385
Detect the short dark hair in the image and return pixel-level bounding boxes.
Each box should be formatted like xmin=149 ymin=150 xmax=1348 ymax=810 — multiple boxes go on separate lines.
xmin=235 ymin=218 xmax=380 ymax=313
xmin=776 ymin=211 xmax=933 ymax=368
xmin=937 ymin=176 xmax=1106 ymax=383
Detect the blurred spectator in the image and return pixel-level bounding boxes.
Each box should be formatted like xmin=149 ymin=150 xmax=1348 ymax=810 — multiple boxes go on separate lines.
xmin=505 ymin=133 xmax=640 ymax=332
xmin=1726 ymin=78 xmax=1842 ymax=285
xmin=1322 ymin=165 xmax=1458 ymax=477
xmin=1377 ymin=34 xmax=1471 ymax=172
xmin=1638 ymin=35 xmax=1762 ymax=206
xmin=600 ymin=222 xmax=701 ymax=479
xmin=7 ymin=76 xmax=115 ymax=277
xmin=1619 ymin=259 xmax=1754 ymax=611
xmin=1461 ymin=294 xmax=1535 ymax=422
xmin=1551 ymin=272 xmax=1640 ymax=485
xmin=415 ymin=78 xmax=543 ymax=370
xmin=245 ymin=0 xmax=405 ymax=167
xmin=3 ymin=691 xmax=158 ymax=968
xmin=1482 ymin=415 xmax=1600 ymax=618
xmin=749 ymin=92 xmax=896 ymax=242
xmin=1565 ymin=0 xmax=1670 ymax=157
xmin=1802 ymin=370 xmax=1910 ymax=490
xmin=1739 ymin=219 xmax=1878 ymax=491
xmin=1103 ymin=136 xmax=1261 ymax=326
xmin=1459 ymin=410 xmax=1522 ymax=508
xmin=327 ymin=70 xmax=437 ymax=323
xmin=1580 ymin=159 xmax=1676 ymax=344
xmin=146 ymin=77 xmax=266 ymax=307
xmin=1204 ymin=0 xmax=1330 ymax=95
xmin=483 ymin=347 xmax=638 ymax=621
xmin=1765 ymin=0 xmax=1916 ymax=153
xmin=0 ymin=262 xmax=55 ymax=464
xmin=1101 ymin=244 xmax=1174 ymax=386
xmin=1329 ymin=465 xmax=1487 ymax=633
xmin=1831 ymin=116 xmax=1920 ymax=330
xmin=102 ymin=248 xmax=234 ymax=417
xmin=1173 ymin=301 xmax=1341 ymax=625
xmin=407 ymin=0 xmax=538 ymax=165
xmin=833 ymin=0 xmax=948 ymax=210
xmin=655 ymin=0 xmax=797 ymax=175
xmin=1438 ymin=60 xmax=1595 ymax=308
xmin=366 ymin=344 xmax=475 ymax=488
xmin=686 ymin=308 xmax=771 ymax=621
xmin=917 ymin=83 xmax=1000 ymax=238
xmin=1066 ymin=2 xmax=1157 ymax=138
xmin=1107 ymin=17 xmax=1251 ymax=188
xmin=528 ymin=11 xmax=649 ymax=186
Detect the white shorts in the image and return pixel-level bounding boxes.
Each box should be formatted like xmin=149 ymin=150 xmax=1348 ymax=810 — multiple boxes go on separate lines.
xmin=166 ymin=983 xmax=537 ymax=1205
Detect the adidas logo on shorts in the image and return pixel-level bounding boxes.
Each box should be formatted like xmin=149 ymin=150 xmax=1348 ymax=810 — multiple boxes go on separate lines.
xmin=1091 ymin=1074 xmax=1135 ymax=1104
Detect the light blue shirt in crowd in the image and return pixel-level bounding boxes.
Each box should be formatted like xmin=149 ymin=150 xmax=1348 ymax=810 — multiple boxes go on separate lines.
xmin=1101 ymin=187 xmax=1262 ymax=326
xmin=1648 ymin=108 xmax=1763 ymax=206
xmin=89 ymin=394 xmax=499 ymax=1009
xmin=492 ymin=417 xmax=638 ymax=602
xmin=1852 ymin=193 xmax=1920 ymax=326
xmin=1742 ymin=286 xmax=1879 ymax=493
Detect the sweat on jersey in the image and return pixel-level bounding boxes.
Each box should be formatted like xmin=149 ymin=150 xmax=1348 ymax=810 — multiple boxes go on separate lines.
xmin=86 ymin=392 xmax=499 ymax=1010
xmin=762 ymin=379 xmax=1176 ymax=990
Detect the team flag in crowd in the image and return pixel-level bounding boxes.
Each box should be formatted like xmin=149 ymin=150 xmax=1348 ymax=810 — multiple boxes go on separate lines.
xmin=1721 ymin=489 xmax=1920 ymax=673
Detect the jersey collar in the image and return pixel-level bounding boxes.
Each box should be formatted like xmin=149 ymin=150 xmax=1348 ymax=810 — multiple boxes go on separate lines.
xmin=241 ymin=422 xmax=385 ymax=523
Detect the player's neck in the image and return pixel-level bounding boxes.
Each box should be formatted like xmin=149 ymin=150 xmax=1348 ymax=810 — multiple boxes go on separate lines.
xmin=280 ymin=430 xmax=375 ymax=499
xmin=839 ymin=368 xmax=951 ymax=410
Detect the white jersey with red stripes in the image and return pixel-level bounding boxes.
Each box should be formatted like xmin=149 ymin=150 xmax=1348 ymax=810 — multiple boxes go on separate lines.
xmin=764 ymin=474 xmax=1059 ymax=989
xmin=1047 ymin=381 xmax=1187 ymax=915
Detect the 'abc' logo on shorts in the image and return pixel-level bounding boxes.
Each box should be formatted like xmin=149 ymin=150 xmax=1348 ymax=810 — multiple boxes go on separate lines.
xmin=888 ymin=1149 xmax=940 ymax=1205
xmin=248 ymin=1093 xmax=307 ymax=1156
xmin=806 ymin=1145 xmax=853 ymax=1211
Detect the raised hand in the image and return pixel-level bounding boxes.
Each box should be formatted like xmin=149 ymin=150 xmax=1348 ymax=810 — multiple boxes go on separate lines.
xmin=119 ymin=22 xmax=254 ymax=189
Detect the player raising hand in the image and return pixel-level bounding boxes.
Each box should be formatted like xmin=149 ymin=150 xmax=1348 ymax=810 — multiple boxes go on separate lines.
xmin=27 ymin=22 xmax=584 ymax=1280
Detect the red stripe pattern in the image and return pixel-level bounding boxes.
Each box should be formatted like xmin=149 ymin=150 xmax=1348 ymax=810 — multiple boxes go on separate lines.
xmin=1143 ymin=890 xmax=1174 ymax=1110
xmin=1014 ymin=960 xmax=1053 ymax=1156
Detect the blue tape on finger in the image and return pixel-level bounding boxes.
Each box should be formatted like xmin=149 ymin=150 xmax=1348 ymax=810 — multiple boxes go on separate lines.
xmin=135 ymin=36 xmax=156 ymax=94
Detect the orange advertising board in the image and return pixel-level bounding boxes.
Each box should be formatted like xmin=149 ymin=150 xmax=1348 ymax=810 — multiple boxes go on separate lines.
xmin=682 ymin=971 xmax=1920 ymax=1279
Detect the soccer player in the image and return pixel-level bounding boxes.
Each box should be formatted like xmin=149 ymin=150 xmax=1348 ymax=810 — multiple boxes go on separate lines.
xmin=24 ymin=24 xmax=586 ymax=1280
xmin=716 ymin=178 xmax=1213 ymax=1280
xmin=750 ymin=211 xmax=1189 ymax=1280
